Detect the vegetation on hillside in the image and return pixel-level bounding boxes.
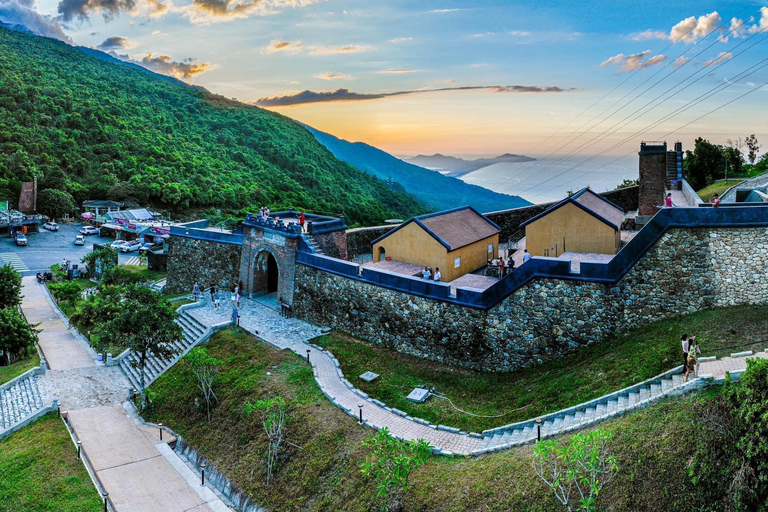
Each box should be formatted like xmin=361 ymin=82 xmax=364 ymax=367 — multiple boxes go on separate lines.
xmin=0 ymin=413 xmax=102 ymax=511
xmin=685 ymin=135 xmax=767 ymax=191
xmin=142 ymin=326 xmax=736 ymax=511
xmin=305 ymin=125 xmax=531 ymax=214
xmin=0 ymin=26 xmax=424 ymax=226
xmin=313 ymin=304 xmax=768 ymax=432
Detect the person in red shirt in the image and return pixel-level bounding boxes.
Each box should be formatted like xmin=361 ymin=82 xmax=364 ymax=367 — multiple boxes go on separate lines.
xmin=710 ymin=194 xmax=721 ymax=207
xmin=299 ymin=212 xmax=306 ymax=232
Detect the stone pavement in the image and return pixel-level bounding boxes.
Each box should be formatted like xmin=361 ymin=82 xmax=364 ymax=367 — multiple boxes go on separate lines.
xmin=698 ymin=350 xmax=768 ymax=378
xmin=20 ymin=278 xmax=232 ymax=511
xmin=188 ymin=297 xmax=485 ymax=454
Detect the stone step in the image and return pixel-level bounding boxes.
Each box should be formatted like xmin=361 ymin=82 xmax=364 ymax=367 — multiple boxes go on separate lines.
xmin=0 ymin=375 xmax=44 ymax=430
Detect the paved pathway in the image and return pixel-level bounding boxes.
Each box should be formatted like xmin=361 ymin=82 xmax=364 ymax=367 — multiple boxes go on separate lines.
xmin=699 ymin=350 xmax=768 ymax=377
xmin=19 ymin=277 xmax=230 ymax=511
xmin=188 ymin=297 xmax=485 ymax=454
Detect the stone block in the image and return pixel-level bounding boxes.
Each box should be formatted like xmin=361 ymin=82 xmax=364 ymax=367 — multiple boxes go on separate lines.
xmin=359 ymin=371 xmax=379 ymax=383
xmin=407 ymin=388 xmax=430 ymax=403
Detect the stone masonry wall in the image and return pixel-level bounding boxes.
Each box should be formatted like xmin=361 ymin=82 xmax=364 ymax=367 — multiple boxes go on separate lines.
xmin=313 ymin=230 xmax=348 ymax=260
xmin=239 ymin=225 xmax=298 ymax=305
xmin=346 ymin=226 xmax=393 ymax=259
xmin=165 ymin=238 xmax=242 ymax=295
xmin=294 ymin=226 xmax=768 ymax=372
xmin=639 ymin=154 xmax=666 ymax=215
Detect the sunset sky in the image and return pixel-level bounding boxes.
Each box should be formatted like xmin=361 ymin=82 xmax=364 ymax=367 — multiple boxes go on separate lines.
xmin=4 ymin=0 xmax=768 ymax=158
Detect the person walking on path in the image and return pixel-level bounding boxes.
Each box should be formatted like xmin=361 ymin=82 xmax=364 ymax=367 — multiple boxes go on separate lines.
xmin=433 ymin=267 xmax=441 ymax=282
xmin=665 ymin=193 xmax=675 ymax=207
xmin=214 ymin=290 xmax=221 ymax=309
xmin=684 ymin=337 xmax=701 ymax=381
xmin=192 ymin=282 xmax=200 ymax=302
xmin=236 ymin=291 xmax=241 ymax=308
xmin=523 ymin=249 xmax=531 ymax=263
xmin=507 ymin=255 xmax=515 ymax=272
xmin=210 ymin=284 xmax=216 ymax=303
xmin=681 ymin=334 xmax=695 ymax=376
xmin=299 ymin=212 xmax=306 ymax=233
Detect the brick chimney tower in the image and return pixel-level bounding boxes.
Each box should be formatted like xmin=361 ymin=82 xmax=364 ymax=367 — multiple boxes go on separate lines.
xmin=638 ymin=141 xmax=667 ymax=216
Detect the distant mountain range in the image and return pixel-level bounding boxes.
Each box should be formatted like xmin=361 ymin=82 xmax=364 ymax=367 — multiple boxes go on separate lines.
xmin=304 ymin=126 xmax=531 ymax=213
xmin=406 ymin=153 xmax=536 ymax=177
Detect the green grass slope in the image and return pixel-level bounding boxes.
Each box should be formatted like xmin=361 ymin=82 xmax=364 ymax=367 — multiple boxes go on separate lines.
xmin=0 ymin=26 xmax=425 ymax=226
xmin=144 ymin=327 xmax=717 ymax=511
xmin=0 ymin=413 xmax=102 ymax=511
xmin=304 ymin=125 xmax=532 ymax=213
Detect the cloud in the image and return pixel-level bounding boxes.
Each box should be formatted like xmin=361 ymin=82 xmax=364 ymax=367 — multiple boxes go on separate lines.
xmin=700 ymin=51 xmax=732 ymax=67
xmin=254 ymin=84 xmax=576 ymax=107
xmin=265 ymin=38 xmax=302 ymax=53
xmin=375 ymin=68 xmax=420 ymax=74
xmin=674 ymin=56 xmax=689 ymax=68
xmin=178 ymin=0 xmax=318 ymax=25
xmin=309 ymin=44 xmax=369 ymax=55
xmin=669 ymin=11 xmax=721 ymax=42
xmin=509 ymin=30 xmax=530 ymax=36
xmin=97 ymin=35 xmax=135 ymax=49
xmin=628 ymin=29 xmax=667 ymax=41
xmin=314 ymin=71 xmax=352 ymax=80
xmin=601 ymin=50 xmax=667 ymax=72
xmin=108 ymin=51 xmax=214 ymax=78
xmin=428 ymin=8 xmax=459 ymax=13
xmin=0 ymin=0 xmax=71 ymax=41
xmin=388 ymin=37 xmax=411 ymax=43
xmin=57 ymin=0 xmax=136 ymax=21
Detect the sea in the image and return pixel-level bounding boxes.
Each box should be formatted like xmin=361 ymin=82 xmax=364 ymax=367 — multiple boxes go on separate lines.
xmin=458 ymin=155 xmax=639 ymax=205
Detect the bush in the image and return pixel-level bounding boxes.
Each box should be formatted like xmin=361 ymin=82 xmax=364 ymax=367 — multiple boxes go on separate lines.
xmin=0 ymin=264 xmax=22 ymax=310
xmin=47 ymin=281 xmax=82 ymax=305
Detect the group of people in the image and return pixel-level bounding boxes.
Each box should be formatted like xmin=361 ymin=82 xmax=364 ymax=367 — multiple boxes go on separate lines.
xmin=664 ymin=192 xmax=720 ymax=207
xmin=681 ymin=334 xmax=701 ymax=381
xmin=421 ymin=266 xmax=441 ymax=281
xmin=192 ymin=281 xmax=241 ymax=310
xmin=257 ymin=207 xmax=271 ymax=221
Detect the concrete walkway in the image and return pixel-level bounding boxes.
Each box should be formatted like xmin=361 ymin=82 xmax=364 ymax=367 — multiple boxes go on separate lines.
xmin=699 ymin=350 xmax=768 ymax=377
xmin=188 ymin=297 xmax=485 ymax=454
xmin=20 ymin=278 xmax=231 ymax=511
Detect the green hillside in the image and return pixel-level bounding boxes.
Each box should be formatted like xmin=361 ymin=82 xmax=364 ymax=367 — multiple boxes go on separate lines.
xmin=304 ymin=125 xmax=532 ymax=213
xmin=0 ymin=26 xmax=425 ymax=225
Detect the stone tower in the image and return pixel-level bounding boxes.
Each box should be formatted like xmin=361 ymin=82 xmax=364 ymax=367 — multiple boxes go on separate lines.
xmin=638 ymin=141 xmax=668 ymax=216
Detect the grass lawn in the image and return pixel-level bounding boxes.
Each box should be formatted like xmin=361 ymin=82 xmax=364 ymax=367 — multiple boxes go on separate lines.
xmin=0 ymin=413 xmax=102 ymax=511
xmin=0 ymin=353 xmax=40 ymax=385
xmin=118 ymin=265 xmax=166 ymax=283
xmin=696 ymin=180 xmax=744 ymax=201
xmin=313 ymin=304 xmax=768 ymax=433
xmin=143 ymin=326 xmax=719 ymax=511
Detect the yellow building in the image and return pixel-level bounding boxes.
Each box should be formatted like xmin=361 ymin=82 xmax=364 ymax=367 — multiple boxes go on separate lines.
xmin=521 ymin=188 xmax=624 ymax=257
xmin=371 ymin=206 xmax=500 ymax=282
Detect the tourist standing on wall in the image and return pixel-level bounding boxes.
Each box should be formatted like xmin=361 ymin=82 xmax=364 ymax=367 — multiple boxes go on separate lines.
xmin=433 ymin=268 xmax=441 ymax=281
xmin=507 ymin=255 xmax=515 ymax=272
xmin=422 ymin=266 xmax=431 ymax=279
xmin=523 ymin=250 xmax=531 ymax=263
xmin=665 ymin=193 xmax=675 ymax=207
xmin=710 ymin=194 xmax=721 ymax=207
xmin=299 ymin=212 xmax=306 ymax=233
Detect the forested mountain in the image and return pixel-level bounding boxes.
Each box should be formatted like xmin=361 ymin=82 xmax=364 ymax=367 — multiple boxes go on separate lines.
xmin=0 ymin=26 xmax=425 ymax=226
xmin=305 ymin=126 xmax=531 ymax=213
xmin=407 ymin=153 xmax=536 ymax=177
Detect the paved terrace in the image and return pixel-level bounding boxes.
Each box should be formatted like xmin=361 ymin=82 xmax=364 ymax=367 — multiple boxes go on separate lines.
xmin=20 ymin=277 xmax=230 ymax=512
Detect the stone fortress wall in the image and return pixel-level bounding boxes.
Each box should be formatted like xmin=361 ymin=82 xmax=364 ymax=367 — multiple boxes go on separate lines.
xmin=294 ymin=219 xmax=768 ymax=372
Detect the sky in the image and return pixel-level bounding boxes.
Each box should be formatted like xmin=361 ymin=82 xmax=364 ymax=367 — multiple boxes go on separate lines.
xmin=3 ymin=0 xmax=768 ymax=160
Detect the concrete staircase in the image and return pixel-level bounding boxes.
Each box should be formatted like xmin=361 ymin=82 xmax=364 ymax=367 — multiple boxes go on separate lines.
xmin=119 ymin=311 xmax=207 ymax=390
xmin=666 ymin=150 xmax=679 ymax=188
xmin=0 ymin=372 xmax=45 ymax=431
xmin=150 ymin=278 xmax=167 ymax=293
xmin=303 ymin=235 xmax=324 ymax=255
xmin=475 ymin=368 xmax=701 ymax=454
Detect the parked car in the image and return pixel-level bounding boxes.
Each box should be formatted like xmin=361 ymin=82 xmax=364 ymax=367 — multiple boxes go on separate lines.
xmin=80 ymin=226 xmax=100 ymax=235
xmin=74 ymin=235 xmax=85 ymax=246
xmin=110 ymin=240 xmax=129 ymax=250
xmin=120 ymin=240 xmax=142 ymax=253
xmin=43 ymin=221 xmax=59 ymax=231
xmin=14 ymin=233 xmax=27 ymax=246
xmin=138 ymin=241 xmax=163 ymax=254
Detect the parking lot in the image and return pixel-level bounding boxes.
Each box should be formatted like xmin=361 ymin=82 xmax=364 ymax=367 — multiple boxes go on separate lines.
xmin=1 ymin=222 xmax=136 ymax=275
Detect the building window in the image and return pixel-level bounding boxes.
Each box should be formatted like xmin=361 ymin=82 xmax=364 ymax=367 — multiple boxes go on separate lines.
xmin=454 ymin=256 xmax=461 ymax=268
xmin=488 ymin=243 xmax=494 ymax=253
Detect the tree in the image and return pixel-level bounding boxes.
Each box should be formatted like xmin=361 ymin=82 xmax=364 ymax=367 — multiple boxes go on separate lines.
xmin=81 ymin=247 xmax=118 ymax=280
xmin=684 ymin=138 xmax=726 ymax=190
xmin=245 ymin=396 xmax=287 ymax=485
xmin=0 ymin=308 xmax=39 ymax=365
xmin=360 ymin=428 xmax=432 ymax=511
xmin=0 ymin=264 xmax=22 ymax=310
xmin=48 ymin=281 xmax=82 ymax=305
xmin=615 ymin=178 xmax=639 ymax=190
xmin=36 ymin=188 xmax=76 ymax=220
xmin=533 ymin=429 xmax=618 ymax=512
xmin=187 ymin=347 xmax=222 ymax=422
xmin=745 ymin=134 xmax=760 ymax=164
xmin=98 ymin=285 xmax=181 ymax=409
